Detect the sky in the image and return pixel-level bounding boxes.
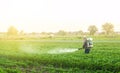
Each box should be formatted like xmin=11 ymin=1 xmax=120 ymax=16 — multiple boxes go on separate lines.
xmin=0 ymin=0 xmax=120 ymax=33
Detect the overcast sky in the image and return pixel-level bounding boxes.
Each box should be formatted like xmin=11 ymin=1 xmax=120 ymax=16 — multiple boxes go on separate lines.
xmin=0 ymin=0 xmax=120 ymax=32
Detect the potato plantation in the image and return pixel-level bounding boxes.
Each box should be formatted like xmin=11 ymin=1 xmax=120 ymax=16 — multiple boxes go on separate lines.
xmin=0 ymin=39 xmax=120 ymax=73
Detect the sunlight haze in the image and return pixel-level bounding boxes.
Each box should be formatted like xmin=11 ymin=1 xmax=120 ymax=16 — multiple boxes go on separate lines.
xmin=0 ymin=0 xmax=120 ymax=32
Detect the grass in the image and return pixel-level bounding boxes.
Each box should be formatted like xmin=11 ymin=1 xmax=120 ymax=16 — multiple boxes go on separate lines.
xmin=0 ymin=39 xmax=119 ymax=73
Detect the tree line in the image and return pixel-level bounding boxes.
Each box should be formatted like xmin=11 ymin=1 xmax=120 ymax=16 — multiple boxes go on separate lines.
xmin=4 ymin=22 xmax=117 ymax=36
xmin=88 ymin=22 xmax=114 ymax=35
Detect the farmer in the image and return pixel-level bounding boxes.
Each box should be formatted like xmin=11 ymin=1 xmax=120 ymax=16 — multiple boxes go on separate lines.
xmin=82 ymin=36 xmax=92 ymax=54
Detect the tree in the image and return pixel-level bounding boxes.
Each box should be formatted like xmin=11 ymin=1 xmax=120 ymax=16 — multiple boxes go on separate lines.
xmin=7 ymin=26 xmax=18 ymax=35
xmin=57 ymin=30 xmax=67 ymax=36
xmin=75 ymin=30 xmax=84 ymax=35
xmin=88 ymin=25 xmax=98 ymax=35
xmin=102 ymin=23 xmax=114 ymax=35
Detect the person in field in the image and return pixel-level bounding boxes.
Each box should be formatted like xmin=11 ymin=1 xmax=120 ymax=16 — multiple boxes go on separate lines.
xmin=82 ymin=36 xmax=93 ymax=54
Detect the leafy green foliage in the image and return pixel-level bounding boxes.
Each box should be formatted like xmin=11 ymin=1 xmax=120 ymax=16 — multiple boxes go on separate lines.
xmin=0 ymin=40 xmax=119 ymax=73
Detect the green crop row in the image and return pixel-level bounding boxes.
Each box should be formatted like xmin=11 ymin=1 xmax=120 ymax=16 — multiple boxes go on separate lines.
xmin=0 ymin=40 xmax=119 ymax=73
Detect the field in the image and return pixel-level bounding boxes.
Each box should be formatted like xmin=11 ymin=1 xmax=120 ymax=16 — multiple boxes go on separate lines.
xmin=0 ymin=38 xmax=120 ymax=73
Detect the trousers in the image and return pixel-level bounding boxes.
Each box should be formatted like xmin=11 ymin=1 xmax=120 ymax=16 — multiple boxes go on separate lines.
xmin=85 ymin=48 xmax=90 ymax=54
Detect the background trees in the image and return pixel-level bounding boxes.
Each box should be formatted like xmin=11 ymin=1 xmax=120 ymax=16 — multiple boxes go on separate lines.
xmin=56 ymin=30 xmax=67 ymax=36
xmin=7 ymin=26 xmax=18 ymax=35
xmin=102 ymin=23 xmax=114 ymax=35
xmin=88 ymin=25 xmax=98 ymax=35
xmin=3 ymin=22 xmax=116 ymax=37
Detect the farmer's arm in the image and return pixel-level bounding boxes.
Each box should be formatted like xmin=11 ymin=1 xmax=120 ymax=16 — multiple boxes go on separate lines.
xmin=82 ymin=41 xmax=87 ymax=49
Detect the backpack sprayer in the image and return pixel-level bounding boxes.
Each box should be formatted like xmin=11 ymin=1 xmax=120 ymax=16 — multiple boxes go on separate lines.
xmin=78 ymin=37 xmax=93 ymax=50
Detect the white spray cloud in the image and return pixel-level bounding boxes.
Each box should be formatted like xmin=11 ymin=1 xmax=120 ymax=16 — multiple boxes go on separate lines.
xmin=48 ymin=48 xmax=78 ymax=54
xmin=19 ymin=45 xmax=39 ymax=54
